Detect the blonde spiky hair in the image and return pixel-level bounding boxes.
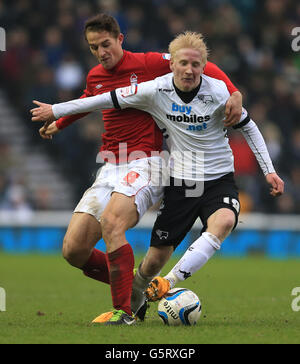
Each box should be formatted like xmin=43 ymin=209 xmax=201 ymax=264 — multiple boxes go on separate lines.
xmin=168 ymin=31 xmax=208 ymax=67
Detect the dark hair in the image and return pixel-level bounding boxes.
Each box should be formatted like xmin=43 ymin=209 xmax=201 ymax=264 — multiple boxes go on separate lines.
xmin=84 ymin=13 xmax=121 ymax=39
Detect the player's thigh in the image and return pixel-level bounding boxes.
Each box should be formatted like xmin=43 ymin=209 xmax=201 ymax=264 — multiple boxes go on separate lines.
xmin=111 ymin=156 xmax=164 ymax=223
xmin=150 ymin=183 xmax=200 ymax=249
xmin=206 ymin=208 xmax=236 ymax=241
xmin=101 ymin=192 xmax=139 ymax=234
xmin=199 ymin=173 xmax=240 ymax=240
xmin=63 ymin=212 xmax=102 ymax=255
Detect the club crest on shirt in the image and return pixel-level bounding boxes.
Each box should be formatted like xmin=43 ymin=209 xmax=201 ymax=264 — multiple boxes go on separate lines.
xmin=198 ymin=94 xmax=213 ymax=104
xmin=130 ymin=73 xmax=138 ymax=85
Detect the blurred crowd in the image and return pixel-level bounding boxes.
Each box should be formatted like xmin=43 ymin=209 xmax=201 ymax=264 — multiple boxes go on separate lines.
xmin=0 ymin=0 xmax=299 ymax=214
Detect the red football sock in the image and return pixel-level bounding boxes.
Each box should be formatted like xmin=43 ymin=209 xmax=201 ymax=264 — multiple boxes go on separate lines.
xmin=82 ymin=248 xmax=110 ymax=284
xmin=106 ymin=244 xmax=134 ymax=316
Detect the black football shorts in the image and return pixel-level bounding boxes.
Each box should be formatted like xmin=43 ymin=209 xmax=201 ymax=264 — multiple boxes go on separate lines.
xmin=150 ymin=173 xmax=240 ymax=250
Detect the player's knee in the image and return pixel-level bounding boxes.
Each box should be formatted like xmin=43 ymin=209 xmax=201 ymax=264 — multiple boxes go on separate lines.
xmin=62 ymin=240 xmax=77 ymax=266
xmin=219 ymin=213 xmax=236 ymax=234
xmin=62 ymin=237 xmax=88 ymax=268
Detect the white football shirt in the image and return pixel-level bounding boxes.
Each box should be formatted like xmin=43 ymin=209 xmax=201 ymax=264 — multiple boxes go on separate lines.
xmin=53 ymin=72 xmax=275 ymax=181
xmin=113 ymin=73 xmax=241 ymax=180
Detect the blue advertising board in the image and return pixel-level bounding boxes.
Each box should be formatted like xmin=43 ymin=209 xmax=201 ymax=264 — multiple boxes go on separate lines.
xmin=0 ymin=226 xmax=300 ymax=258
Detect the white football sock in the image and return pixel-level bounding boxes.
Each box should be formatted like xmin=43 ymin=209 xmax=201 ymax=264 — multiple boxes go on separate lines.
xmin=164 ymin=232 xmax=221 ymax=287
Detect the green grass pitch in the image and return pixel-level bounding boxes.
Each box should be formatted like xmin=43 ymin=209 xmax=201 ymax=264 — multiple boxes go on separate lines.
xmin=0 ymin=252 xmax=299 ymax=344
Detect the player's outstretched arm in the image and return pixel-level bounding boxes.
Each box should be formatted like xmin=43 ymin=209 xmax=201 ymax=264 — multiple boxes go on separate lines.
xmin=31 ymin=100 xmax=56 ymax=123
xmin=31 ymin=92 xmax=115 ymax=121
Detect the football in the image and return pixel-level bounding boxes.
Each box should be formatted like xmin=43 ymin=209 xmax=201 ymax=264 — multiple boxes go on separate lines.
xmin=157 ymin=288 xmax=201 ymax=326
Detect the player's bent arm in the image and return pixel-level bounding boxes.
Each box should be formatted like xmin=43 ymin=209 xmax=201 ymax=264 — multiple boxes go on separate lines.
xmin=39 ymin=121 xmax=60 ymax=139
xmin=265 ymin=173 xmax=284 ymax=197
xmin=233 ymin=115 xmax=284 ymax=196
xmin=55 ymin=112 xmax=91 ymax=130
xmin=224 ymin=91 xmax=242 ymax=127
xmin=204 ymin=62 xmax=242 ymax=126
xmin=234 ymin=116 xmax=275 ymax=176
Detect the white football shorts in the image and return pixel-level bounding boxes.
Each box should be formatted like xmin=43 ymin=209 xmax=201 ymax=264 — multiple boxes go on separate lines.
xmin=74 ymin=156 xmax=166 ymax=221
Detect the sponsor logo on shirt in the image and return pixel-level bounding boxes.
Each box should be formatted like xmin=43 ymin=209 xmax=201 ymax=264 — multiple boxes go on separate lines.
xmin=171 ymin=102 xmax=192 ymax=115
xmin=158 ymin=88 xmax=174 ymax=93
xmin=166 ymin=103 xmax=210 ymax=131
xmin=166 ymin=113 xmax=210 ymax=124
xmin=120 ymin=84 xmax=138 ymax=98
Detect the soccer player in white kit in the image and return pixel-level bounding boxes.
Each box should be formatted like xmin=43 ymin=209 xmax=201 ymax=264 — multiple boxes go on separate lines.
xmin=31 ymin=31 xmax=284 ymax=314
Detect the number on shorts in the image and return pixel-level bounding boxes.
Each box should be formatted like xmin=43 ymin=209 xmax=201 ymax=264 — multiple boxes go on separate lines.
xmin=223 ymin=197 xmax=240 ymax=214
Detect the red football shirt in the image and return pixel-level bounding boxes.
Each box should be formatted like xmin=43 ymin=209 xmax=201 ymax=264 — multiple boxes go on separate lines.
xmin=56 ymin=51 xmax=238 ymax=162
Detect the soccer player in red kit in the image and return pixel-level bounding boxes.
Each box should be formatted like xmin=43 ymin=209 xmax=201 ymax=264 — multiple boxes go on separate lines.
xmin=36 ymin=14 xmax=242 ymax=325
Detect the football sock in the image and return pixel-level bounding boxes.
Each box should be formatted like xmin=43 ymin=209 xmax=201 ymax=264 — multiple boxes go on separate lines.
xmin=106 ymin=244 xmax=134 ymax=316
xmin=81 ymin=248 xmax=110 ymax=284
xmin=133 ymin=263 xmax=159 ymax=290
xmin=164 ymin=232 xmax=221 ymax=287
xmin=131 ymin=264 xmax=158 ymax=313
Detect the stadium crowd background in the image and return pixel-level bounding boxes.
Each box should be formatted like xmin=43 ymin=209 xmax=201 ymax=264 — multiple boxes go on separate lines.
xmin=0 ymin=0 xmax=299 ymax=216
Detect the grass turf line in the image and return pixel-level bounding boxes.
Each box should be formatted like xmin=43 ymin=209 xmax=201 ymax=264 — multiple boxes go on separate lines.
xmin=0 ymin=253 xmax=299 ymax=344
